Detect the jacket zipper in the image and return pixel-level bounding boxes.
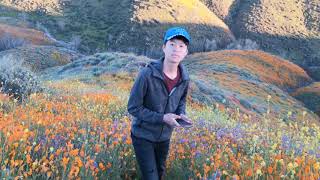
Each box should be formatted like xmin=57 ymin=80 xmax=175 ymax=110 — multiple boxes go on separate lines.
xmin=156 ymin=83 xmax=180 ymax=141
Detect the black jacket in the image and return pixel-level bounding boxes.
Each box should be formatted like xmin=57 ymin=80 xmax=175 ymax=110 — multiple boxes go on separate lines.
xmin=127 ymin=58 xmax=190 ymax=142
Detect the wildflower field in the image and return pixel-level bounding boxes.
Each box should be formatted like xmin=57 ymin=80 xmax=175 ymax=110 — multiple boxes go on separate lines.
xmin=0 ymin=74 xmax=319 ymax=179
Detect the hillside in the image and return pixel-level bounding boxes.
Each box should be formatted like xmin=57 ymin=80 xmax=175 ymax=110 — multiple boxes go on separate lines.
xmin=0 ymin=0 xmax=235 ymax=57
xmin=0 ymin=0 xmax=319 ymax=80
xmin=41 ymin=51 xmax=320 ymax=124
xmin=184 ymin=50 xmax=319 ymax=123
xmin=0 ymin=45 xmax=82 ymax=72
xmin=0 ymin=23 xmax=53 ymax=45
xmin=131 ymin=0 xmax=235 ymax=55
xmin=228 ymin=0 xmax=320 ymax=80
xmin=200 ymin=0 xmax=238 ymax=24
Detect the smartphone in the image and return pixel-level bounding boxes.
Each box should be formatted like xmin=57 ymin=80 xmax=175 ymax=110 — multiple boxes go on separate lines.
xmin=176 ymin=118 xmax=192 ymax=127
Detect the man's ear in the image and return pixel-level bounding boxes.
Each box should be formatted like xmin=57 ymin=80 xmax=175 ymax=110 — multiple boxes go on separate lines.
xmin=185 ymin=48 xmax=188 ymax=56
xmin=162 ymin=44 xmax=166 ymax=52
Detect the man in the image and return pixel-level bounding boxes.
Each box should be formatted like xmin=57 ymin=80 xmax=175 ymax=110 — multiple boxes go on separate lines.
xmin=127 ymin=27 xmax=192 ymax=180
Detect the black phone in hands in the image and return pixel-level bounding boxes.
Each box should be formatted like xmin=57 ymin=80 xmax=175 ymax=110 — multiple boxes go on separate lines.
xmin=176 ymin=118 xmax=192 ymax=127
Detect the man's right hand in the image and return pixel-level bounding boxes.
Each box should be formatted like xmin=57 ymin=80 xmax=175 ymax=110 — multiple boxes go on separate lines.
xmin=163 ymin=113 xmax=181 ymax=127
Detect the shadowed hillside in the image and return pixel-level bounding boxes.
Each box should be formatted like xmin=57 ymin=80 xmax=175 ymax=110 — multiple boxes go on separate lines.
xmin=292 ymin=82 xmax=320 ymax=116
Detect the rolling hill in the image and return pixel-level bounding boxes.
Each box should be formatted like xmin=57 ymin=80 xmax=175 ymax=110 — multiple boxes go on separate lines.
xmin=41 ymin=50 xmax=320 ymax=124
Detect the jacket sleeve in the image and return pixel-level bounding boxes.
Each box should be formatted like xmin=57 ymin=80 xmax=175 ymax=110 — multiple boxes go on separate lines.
xmin=175 ymin=81 xmax=189 ymax=115
xmin=127 ymin=69 xmax=164 ymax=124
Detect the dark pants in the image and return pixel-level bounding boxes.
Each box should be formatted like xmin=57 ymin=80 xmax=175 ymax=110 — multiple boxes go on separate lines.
xmin=131 ymin=132 xmax=170 ymax=180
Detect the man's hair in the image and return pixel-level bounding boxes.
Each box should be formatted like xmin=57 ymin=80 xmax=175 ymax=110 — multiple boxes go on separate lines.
xmin=164 ymin=35 xmax=189 ymax=46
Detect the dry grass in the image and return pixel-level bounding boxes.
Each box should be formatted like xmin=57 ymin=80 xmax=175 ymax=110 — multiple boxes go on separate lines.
xmin=0 ymin=45 xmax=81 ymax=72
xmin=133 ymin=0 xmax=228 ymax=28
xmin=0 ymin=0 xmax=62 ymax=15
xmin=200 ymin=0 xmax=237 ymax=23
xmin=186 ymin=50 xmax=312 ymax=90
xmin=0 ymin=23 xmax=52 ymax=45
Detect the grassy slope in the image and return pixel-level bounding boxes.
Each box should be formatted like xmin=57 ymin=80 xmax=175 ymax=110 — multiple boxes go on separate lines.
xmin=184 ymin=50 xmax=319 ymax=123
xmin=0 ymin=45 xmax=82 ymax=72
xmin=40 ymin=51 xmax=319 ymax=124
xmin=0 ymin=23 xmax=52 ymax=45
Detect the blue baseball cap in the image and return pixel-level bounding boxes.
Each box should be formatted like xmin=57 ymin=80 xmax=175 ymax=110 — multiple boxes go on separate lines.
xmin=163 ymin=27 xmax=191 ymax=44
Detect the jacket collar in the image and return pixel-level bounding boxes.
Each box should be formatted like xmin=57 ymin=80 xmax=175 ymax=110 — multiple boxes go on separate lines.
xmin=149 ymin=57 xmax=189 ymax=81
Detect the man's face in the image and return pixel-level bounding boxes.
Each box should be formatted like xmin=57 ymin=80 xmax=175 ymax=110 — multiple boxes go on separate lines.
xmin=162 ymin=38 xmax=188 ymax=64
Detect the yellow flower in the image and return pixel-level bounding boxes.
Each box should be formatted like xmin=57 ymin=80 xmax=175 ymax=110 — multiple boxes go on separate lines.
xmin=271 ymin=143 xmax=277 ymax=151
xmin=222 ymin=170 xmax=229 ymax=175
xmin=256 ymin=169 xmax=262 ymax=175
xmin=267 ymin=95 xmax=271 ymax=101
xmin=302 ymin=111 xmax=307 ymax=116
xmin=314 ymin=162 xmax=320 ymax=171
xmin=277 ymin=159 xmax=284 ymax=165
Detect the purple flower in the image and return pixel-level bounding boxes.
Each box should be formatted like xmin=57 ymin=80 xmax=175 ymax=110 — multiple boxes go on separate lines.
xmin=281 ymin=135 xmax=291 ymax=151
xmin=179 ymin=138 xmax=187 ymax=143
xmin=122 ymin=136 xmax=127 ymax=142
xmin=51 ymin=134 xmax=66 ymax=149
xmin=195 ymin=151 xmax=201 ymax=158
xmin=308 ymin=150 xmax=315 ymax=155
xmin=294 ymin=143 xmax=304 ymax=156
xmin=216 ymin=128 xmax=227 ymax=139
xmin=190 ymin=141 xmax=196 ymax=148
xmin=231 ymin=125 xmax=244 ymax=140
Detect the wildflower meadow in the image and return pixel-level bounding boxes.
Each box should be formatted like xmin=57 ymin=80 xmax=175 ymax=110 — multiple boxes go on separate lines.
xmin=0 ymin=74 xmax=319 ymax=179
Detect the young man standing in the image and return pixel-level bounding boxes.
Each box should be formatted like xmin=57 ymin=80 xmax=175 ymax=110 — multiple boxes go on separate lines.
xmin=127 ymin=27 xmax=192 ymax=180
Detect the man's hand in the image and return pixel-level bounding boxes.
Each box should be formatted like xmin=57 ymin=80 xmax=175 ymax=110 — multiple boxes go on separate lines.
xmin=163 ymin=113 xmax=181 ymax=127
xmin=180 ymin=114 xmax=193 ymax=124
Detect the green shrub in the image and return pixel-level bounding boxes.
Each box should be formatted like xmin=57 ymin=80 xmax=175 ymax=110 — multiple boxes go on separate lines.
xmin=0 ymin=55 xmax=42 ymax=101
